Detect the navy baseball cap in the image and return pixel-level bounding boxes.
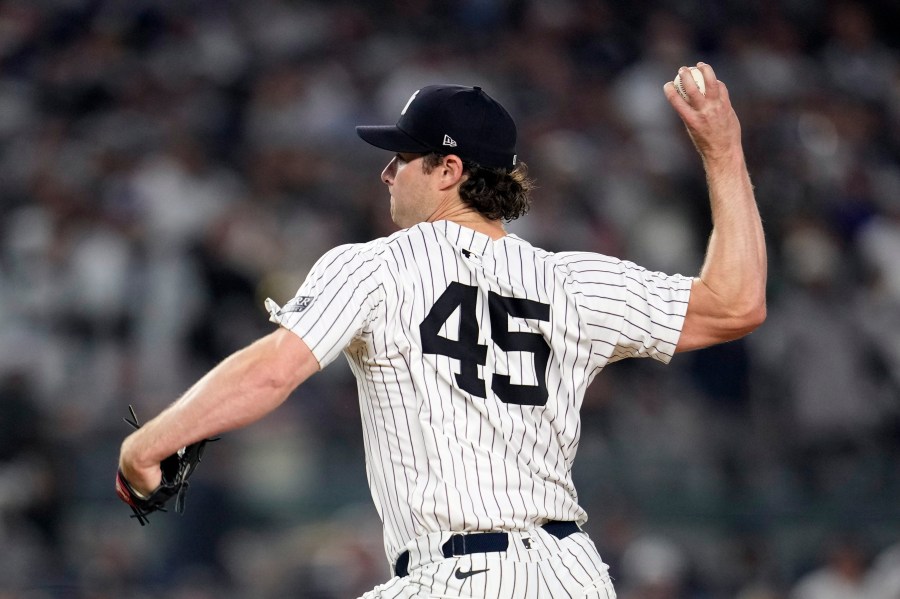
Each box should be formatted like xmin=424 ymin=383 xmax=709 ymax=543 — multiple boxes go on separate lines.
xmin=356 ymin=85 xmax=518 ymax=171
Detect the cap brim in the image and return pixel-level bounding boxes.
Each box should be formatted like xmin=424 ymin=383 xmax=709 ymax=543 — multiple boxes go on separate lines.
xmin=355 ymin=125 xmax=433 ymax=154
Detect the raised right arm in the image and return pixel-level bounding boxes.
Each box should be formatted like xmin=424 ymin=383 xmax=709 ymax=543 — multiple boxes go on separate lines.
xmin=664 ymin=63 xmax=767 ymax=352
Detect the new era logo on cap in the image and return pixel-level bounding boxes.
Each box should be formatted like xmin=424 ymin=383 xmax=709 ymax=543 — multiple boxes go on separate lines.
xmin=355 ymin=85 xmax=518 ymax=171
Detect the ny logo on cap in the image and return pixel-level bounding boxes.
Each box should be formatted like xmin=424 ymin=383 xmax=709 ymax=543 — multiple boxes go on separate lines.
xmin=443 ymin=135 xmax=457 ymax=147
xmin=401 ymin=90 xmax=420 ymax=116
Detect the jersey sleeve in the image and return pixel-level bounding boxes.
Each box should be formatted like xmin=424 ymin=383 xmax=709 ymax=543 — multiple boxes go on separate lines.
xmin=564 ymin=253 xmax=692 ymax=366
xmin=613 ymin=260 xmax=692 ymax=362
xmin=265 ymin=243 xmax=385 ymax=369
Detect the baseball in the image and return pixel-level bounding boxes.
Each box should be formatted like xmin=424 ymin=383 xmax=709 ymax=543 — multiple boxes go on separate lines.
xmin=674 ymin=67 xmax=706 ymax=100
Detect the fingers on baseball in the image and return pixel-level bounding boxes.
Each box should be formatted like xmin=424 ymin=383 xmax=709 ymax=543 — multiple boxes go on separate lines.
xmin=670 ymin=63 xmax=719 ymax=103
xmin=696 ymin=63 xmax=727 ymax=102
xmin=663 ymin=80 xmax=697 ymax=119
xmin=694 ymin=62 xmax=715 ymax=90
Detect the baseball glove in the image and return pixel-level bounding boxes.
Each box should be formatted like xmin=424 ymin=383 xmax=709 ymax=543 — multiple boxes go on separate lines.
xmin=115 ymin=405 xmax=218 ymax=525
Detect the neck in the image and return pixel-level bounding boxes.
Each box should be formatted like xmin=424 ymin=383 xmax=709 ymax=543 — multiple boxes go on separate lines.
xmin=430 ymin=208 xmax=506 ymax=240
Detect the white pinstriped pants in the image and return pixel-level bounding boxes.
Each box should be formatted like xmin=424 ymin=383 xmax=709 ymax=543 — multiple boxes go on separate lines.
xmin=358 ymin=527 xmax=616 ymax=599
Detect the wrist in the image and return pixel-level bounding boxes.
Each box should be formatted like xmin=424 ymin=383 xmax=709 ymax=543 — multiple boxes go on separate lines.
xmin=116 ymin=468 xmax=149 ymax=500
xmin=118 ymin=441 xmax=162 ymax=497
xmin=119 ymin=433 xmax=156 ymax=472
xmin=701 ymin=145 xmax=745 ymax=171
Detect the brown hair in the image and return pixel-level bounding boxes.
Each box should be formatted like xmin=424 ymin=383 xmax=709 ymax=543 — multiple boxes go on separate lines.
xmin=422 ymin=153 xmax=534 ymax=222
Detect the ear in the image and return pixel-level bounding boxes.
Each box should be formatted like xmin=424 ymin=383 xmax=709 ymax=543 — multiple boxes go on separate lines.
xmin=435 ymin=154 xmax=467 ymax=191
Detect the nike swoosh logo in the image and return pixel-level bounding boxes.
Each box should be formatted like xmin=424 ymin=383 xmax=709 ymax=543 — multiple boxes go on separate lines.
xmin=455 ymin=567 xmax=490 ymax=580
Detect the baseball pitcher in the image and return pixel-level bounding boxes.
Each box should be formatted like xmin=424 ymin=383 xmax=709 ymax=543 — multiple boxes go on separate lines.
xmin=117 ymin=63 xmax=766 ymax=598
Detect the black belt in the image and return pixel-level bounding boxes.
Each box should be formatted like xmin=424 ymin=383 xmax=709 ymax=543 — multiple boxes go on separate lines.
xmin=393 ymin=521 xmax=581 ymax=578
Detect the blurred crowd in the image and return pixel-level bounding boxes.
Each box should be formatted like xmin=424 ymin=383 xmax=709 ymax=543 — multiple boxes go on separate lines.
xmin=0 ymin=0 xmax=899 ymax=597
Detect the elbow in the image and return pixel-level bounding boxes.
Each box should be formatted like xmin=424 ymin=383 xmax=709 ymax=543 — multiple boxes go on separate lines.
xmin=253 ymin=358 xmax=302 ymax=396
xmin=754 ymin=300 xmax=767 ymax=328
xmin=748 ymin=284 xmax=768 ymax=329
xmin=747 ymin=301 xmax=767 ymax=332
xmin=734 ymin=297 xmax=767 ymax=337
xmin=714 ymin=292 xmax=767 ymax=342
xmin=678 ymin=282 xmax=766 ymax=352
xmin=247 ymin=329 xmax=318 ymax=395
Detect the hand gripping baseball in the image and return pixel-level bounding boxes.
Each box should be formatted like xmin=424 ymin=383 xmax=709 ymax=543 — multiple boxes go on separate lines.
xmin=664 ymin=62 xmax=742 ymax=161
xmin=115 ymin=405 xmax=219 ymax=525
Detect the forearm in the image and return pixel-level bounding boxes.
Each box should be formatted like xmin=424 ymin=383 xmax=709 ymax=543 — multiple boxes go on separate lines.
xmin=120 ymin=328 xmax=317 ymax=474
xmin=697 ymin=148 xmax=767 ymax=317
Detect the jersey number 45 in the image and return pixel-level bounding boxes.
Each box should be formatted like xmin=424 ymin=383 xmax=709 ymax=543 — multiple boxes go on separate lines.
xmin=420 ymin=282 xmax=551 ymax=407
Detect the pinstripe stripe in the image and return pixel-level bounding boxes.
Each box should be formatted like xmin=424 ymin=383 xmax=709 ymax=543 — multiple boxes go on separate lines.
xmin=268 ymin=220 xmax=691 ymax=568
xmin=543 ymin=560 xmax=576 ymax=599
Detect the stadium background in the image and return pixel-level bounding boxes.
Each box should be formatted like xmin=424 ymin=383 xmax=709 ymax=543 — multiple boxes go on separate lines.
xmin=0 ymin=1 xmax=899 ymax=597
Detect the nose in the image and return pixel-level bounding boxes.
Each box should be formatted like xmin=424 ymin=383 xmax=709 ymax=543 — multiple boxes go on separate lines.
xmin=381 ymin=157 xmax=397 ymax=186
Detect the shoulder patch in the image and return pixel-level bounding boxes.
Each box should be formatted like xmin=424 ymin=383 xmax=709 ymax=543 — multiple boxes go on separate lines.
xmin=283 ymin=295 xmax=315 ymax=314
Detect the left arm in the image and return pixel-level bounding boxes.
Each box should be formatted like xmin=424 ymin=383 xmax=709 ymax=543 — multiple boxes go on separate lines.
xmin=118 ymin=327 xmax=319 ymax=496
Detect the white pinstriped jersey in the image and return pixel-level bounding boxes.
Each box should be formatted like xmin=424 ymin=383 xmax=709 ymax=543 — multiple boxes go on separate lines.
xmin=266 ymin=220 xmax=692 ymax=563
